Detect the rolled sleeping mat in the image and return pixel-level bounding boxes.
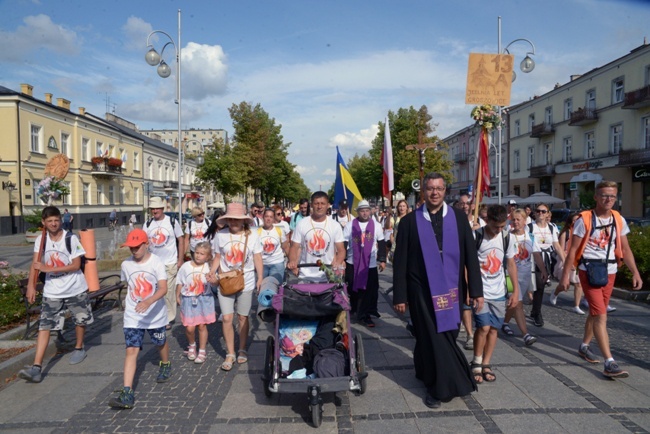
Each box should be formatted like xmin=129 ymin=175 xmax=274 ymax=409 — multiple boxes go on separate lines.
xmin=80 ymin=229 xmax=100 ymax=292
xmin=257 ymin=276 xmax=280 ymax=307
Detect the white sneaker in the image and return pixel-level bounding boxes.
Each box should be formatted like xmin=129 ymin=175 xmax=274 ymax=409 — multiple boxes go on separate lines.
xmin=606 ymin=305 xmax=617 ymax=313
xmin=572 ymin=306 xmax=586 ymax=315
xmin=549 ymin=292 xmax=558 ymax=306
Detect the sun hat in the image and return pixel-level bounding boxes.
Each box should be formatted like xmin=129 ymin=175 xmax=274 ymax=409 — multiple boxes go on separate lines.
xmin=121 ymin=229 xmax=148 ymax=247
xmin=507 ymin=199 xmax=517 ymax=206
xmin=216 ymin=202 xmax=254 ymax=225
xmin=149 ymin=197 xmax=165 ymax=209
xmin=356 ymin=200 xmax=371 ymax=211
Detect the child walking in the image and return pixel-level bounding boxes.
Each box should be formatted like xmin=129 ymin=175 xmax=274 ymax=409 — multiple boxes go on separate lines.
xmin=109 ymin=229 xmax=171 ymax=409
xmin=176 ymin=241 xmax=216 ymax=363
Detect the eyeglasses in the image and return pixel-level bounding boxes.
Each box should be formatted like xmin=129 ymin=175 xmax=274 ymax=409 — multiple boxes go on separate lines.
xmin=598 ymin=194 xmax=617 ymax=201
xmin=535 ymin=209 xmax=548 ymax=214
xmin=426 ymin=187 xmax=446 ymax=192
xmin=275 ymin=213 xmax=282 ymax=216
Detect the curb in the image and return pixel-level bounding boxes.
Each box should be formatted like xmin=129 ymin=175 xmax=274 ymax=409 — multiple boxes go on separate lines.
xmin=612 ymin=287 xmax=650 ymax=302
xmin=0 ymin=334 xmax=59 ymax=384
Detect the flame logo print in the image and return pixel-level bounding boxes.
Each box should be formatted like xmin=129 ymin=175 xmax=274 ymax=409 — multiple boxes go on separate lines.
xmin=193 ymin=229 xmax=204 ymax=239
xmin=131 ymin=273 xmax=154 ymax=302
xmin=515 ymin=243 xmax=529 ymax=262
xmin=481 ymin=250 xmax=502 ymax=275
xmin=150 ymin=228 xmax=167 ymax=246
xmin=187 ymin=273 xmax=205 ymax=296
xmin=263 ymin=237 xmax=276 ymax=254
xmin=588 ymin=230 xmax=610 ymax=250
xmin=226 ymin=243 xmax=244 ymax=267
xmin=307 ymin=229 xmax=326 ymax=256
xmin=46 ymin=252 xmax=66 ymax=268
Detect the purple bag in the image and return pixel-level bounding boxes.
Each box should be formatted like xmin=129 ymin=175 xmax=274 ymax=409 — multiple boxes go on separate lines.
xmin=272 ymin=283 xmax=350 ymax=318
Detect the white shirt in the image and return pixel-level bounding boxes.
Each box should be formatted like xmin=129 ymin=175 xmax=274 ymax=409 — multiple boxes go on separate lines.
xmin=257 ymin=226 xmax=287 ymax=265
xmin=573 ymin=214 xmax=629 ymax=274
xmin=476 ymin=230 xmax=516 ymax=300
xmin=177 ymin=261 xmax=211 ymax=297
xmin=343 ymin=219 xmax=385 ymax=268
xmin=121 ymin=254 xmax=168 ymax=329
xmin=510 ymin=231 xmax=539 ymax=272
xmin=530 ymin=222 xmax=558 ymax=251
xmin=213 ymin=229 xmax=262 ymax=292
xmin=184 ymin=218 xmax=211 ymax=252
xmin=146 ymin=215 xmax=184 ymax=265
xmin=34 ymin=230 xmax=88 ymax=298
xmin=274 ymin=220 xmax=290 ymax=236
xmin=292 ymin=216 xmax=345 ymax=282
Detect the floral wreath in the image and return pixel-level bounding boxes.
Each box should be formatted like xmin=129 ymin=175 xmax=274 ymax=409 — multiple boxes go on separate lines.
xmin=37 ymin=175 xmax=70 ymax=202
xmin=471 ymin=104 xmax=502 ymax=131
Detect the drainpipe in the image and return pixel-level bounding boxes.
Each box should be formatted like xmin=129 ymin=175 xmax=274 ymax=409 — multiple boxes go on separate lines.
xmin=16 ymin=100 xmax=24 ymax=233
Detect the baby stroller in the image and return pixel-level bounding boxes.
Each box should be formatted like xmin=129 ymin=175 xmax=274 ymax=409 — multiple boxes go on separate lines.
xmin=259 ymin=264 xmax=367 ymax=427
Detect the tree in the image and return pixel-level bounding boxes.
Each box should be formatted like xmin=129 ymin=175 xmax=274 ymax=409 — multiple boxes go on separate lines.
xmin=195 ymin=137 xmax=247 ymax=199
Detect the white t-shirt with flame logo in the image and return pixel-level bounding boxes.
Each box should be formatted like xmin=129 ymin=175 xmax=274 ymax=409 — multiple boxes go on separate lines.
xmin=213 ymin=229 xmax=262 ymax=292
xmin=34 ymin=230 xmax=88 ymax=298
xmin=293 ymin=217 xmax=344 ymax=282
xmin=121 ymin=254 xmax=168 ymax=329
xmin=476 ymin=231 xmax=516 ymax=300
xmin=258 ymin=227 xmax=287 ymax=265
xmin=145 ymin=215 xmax=184 ymax=265
xmin=177 ymin=262 xmax=210 ymax=297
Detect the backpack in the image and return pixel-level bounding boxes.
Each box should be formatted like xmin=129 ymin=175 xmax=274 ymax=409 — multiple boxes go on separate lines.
xmin=38 ymin=231 xmax=85 ymax=283
xmin=313 ymin=348 xmax=346 ymax=378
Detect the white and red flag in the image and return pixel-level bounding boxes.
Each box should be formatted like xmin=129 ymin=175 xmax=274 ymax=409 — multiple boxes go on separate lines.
xmin=381 ymin=116 xmax=394 ymax=198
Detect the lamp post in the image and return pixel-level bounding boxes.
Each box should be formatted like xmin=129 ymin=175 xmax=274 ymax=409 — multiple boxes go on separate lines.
xmin=496 ymin=15 xmax=536 ymax=204
xmin=145 ymin=9 xmax=182 ymax=223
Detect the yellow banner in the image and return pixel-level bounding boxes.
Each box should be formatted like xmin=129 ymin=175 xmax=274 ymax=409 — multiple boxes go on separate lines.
xmin=465 ymin=53 xmax=514 ymax=106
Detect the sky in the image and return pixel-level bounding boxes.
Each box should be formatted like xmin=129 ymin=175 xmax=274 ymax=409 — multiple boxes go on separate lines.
xmin=1 ymin=0 xmax=649 ymax=192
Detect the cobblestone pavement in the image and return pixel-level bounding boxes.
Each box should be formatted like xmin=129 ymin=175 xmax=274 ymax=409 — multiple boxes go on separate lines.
xmin=1 ymin=268 xmax=649 ymax=433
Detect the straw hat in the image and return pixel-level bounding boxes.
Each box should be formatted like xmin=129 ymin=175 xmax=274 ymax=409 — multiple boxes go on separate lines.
xmin=356 ymin=200 xmax=371 ymax=211
xmin=216 ymin=202 xmax=253 ymax=225
xmin=149 ymin=197 xmax=165 ymax=209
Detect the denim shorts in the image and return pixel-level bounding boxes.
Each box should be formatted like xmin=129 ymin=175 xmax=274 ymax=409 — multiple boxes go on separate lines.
xmin=124 ymin=326 xmax=167 ymax=348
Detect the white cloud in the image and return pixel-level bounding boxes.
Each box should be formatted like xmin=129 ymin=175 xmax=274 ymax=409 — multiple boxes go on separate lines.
xmin=0 ymin=14 xmax=80 ymax=62
xmin=122 ymin=16 xmax=153 ymax=51
xmin=322 ymin=168 xmax=335 ymax=176
xmin=294 ymin=165 xmax=316 ymax=175
xmin=328 ymin=124 xmax=378 ymax=151
xmin=182 ymin=42 xmax=228 ymax=100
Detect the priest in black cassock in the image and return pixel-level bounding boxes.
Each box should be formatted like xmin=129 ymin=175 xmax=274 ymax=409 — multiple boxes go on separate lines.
xmin=393 ymin=172 xmax=484 ymax=408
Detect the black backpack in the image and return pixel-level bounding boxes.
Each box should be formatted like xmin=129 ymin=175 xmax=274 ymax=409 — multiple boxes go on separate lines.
xmin=146 ymin=215 xmax=180 ymax=251
xmin=38 ymin=231 xmax=86 ymax=283
xmin=313 ymin=348 xmax=346 ymax=378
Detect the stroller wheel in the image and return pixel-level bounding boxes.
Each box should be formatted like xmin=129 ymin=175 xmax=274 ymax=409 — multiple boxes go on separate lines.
xmin=309 ymin=386 xmax=323 ymax=428
xmin=263 ymin=336 xmax=274 ymax=397
xmin=354 ymin=333 xmax=367 ymax=395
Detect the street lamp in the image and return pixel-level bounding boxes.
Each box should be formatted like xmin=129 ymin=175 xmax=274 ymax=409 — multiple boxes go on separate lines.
xmin=145 ymin=9 xmax=182 ymax=223
xmin=496 ymin=15 xmax=536 ymax=204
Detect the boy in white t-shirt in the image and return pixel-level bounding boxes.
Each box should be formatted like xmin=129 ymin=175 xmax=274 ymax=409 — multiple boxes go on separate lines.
xmin=471 ymin=205 xmax=519 ymax=385
xmin=109 ymin=229 xmax=171 ymax=409
xmin=19 ymin=206 xmax=94 ymax=383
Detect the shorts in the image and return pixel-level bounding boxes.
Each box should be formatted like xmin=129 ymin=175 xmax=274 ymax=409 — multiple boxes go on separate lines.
xmin=217 ymin=290 xmax=253 ymax=317
xmin=124 ymin=326 xmax=167 ymax=348
xmin=39 ymin=292 xmax=94 ymax=331
xmin=473 ymin=298 xmax=506 ymax=329
xmin=578 ymin=270 xmax=615 ymax=316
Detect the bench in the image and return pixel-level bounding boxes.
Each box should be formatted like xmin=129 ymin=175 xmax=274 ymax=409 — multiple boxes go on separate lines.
xmin=18 ymin=274 xmax=125 ymax=340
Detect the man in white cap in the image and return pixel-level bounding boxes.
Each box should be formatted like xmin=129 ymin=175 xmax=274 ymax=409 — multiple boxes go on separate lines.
xmin=145 ymin=197 xmax=185 ymax=329
xmin=506 ymin=199 xmax=517 ymax=229
xmin=343 ymin=200 xmax=386 ymax=327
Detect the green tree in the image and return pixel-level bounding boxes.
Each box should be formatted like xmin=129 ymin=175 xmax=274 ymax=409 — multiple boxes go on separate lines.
xmin=195 ymin=137 xmax=247 ymax=199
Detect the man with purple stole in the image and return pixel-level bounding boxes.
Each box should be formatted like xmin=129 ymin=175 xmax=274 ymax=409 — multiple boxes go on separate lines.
xmin=343 ymin=200 xmax=386 ymax=327
xmin=393 ymin=173 xmax=484 ymax=409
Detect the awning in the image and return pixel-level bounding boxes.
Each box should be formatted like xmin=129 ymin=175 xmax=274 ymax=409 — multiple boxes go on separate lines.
xmin=570 ymin=171 xmax=603 ymax=184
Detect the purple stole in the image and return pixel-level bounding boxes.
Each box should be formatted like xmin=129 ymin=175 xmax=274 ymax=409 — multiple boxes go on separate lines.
xmin=415 ymin=204 xmax=461 ymax=333
xmin=351 ymin=218 xmax=374 ymax=292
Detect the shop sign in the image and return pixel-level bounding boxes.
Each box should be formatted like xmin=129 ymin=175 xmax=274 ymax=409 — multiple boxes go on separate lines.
xmin=570 ymin=182 xmax=577 ymax=191
xmin=554 ymin=156 xmax=619 ymax=174
xmin=633 ymin=168 xmax=650 ymax=182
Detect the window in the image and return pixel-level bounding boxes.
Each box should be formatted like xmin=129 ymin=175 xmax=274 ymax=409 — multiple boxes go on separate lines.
xmin=585 ymin=131 xmax=596 ymax=159
xmin=586 ymin=89 xmax=596 ymax=110
xmin=119 ymin=148 xmax=126 ymax=167
xmin=645 ymin=65 xmax=650 ymax=86
xmin=30 ymin=125 xmax=42 ymax=152
xmin=564 ymin=99 xmax=573 ymax=120
xmin=610 ymin=124 xmax=623 ymax=154
xmin=97 ymin=141 xmax=104 ymax=157
xmin=120 ymin=187 xmax=125 ymax=205
xmin=563 ymin=137 xmax=573 ymax=162
xmin=514 ymin=185 xmax=520 ymax=196
xmin=528 ymin=185 xmax=535 ymax=196
xmin=158 ymin=164 xmax=163 ymax=181
xmin=544 ymin=142 xmax=552 ymax=164
xmin=83 ymin=183 xmax=90 ymax=205
xmin=545 ymin=107 xmax=553 ymax=125
xmin=97 ymin=184 xmax=104 ymax=205
xmin=514 ymin=120 xmax=520 ymax=136
xmin=528 ymin=114 xmax=535 ymax=131
xmin=81 ymin=137 xmax=89 ymax=161
xmin=527 ymin=147 xmax=534 ymax=169
xmin=108 ymin=145 xmax=115 ymax=158
xmin=643 ymin=117 xmax=650 ymax=150
xmin=514 ymin=150 xmax=520 ymax=172
xmin=134 ymin=187 xmax=140 ymax=205
xmin=61 ymin=133 xmax=70 ymax=157
xmin=108 ymin=185 xmax=115 ymax=205
xmin=612 ymin=77 xmax=624 ymax=104
xmin=148 ymin=160 xmax=153 ymax=179
xmin=134 ymin=152 xmax=140 ymax=171
xmin=165 ymin=165 xmax=169 ymax=181
xmin=460 ymin=169 xmax=466 ymax=182
xmin=62 ymin=181 xmax=71 ymax=205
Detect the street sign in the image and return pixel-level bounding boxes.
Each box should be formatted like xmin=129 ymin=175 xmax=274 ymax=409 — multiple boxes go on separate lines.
xmin=465 ymin=53 xmax=514 ymax=106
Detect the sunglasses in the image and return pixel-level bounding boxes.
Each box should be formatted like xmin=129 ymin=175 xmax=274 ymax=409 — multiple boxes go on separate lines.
xmin=275 ymin=213 xmax=283 ymax=216
xmin=535 ymin=209 xmax=548 ymax=214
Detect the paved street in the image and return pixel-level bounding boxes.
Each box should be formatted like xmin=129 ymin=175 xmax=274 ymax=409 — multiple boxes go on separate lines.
xmin=0 ymin=258 xmax=649 ymax=433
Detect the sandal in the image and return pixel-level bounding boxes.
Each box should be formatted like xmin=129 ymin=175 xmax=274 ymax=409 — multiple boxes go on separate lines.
xmin=221 ymin=354 xmax=236 ymax=371
xmin=187 ymin=344 xmax=197 ymax=361
xmin=237 ymin=349 xmax=248 ymax=364
xmin=501 ymin=324 xmax=514 ymax=336
xmin=194 ymin=349 xmax=206 ymax=364
xmin=471 ymin=362 xmax=483 ymax=384
xmin=482 ymin=365 xmax=496 ymax=382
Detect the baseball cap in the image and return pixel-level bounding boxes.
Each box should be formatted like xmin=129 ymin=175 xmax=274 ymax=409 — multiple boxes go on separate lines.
xmin=122 ymin=229 xmax=148 ymax=247
xmin=507 ymin=199 xmax=517 ymax=205
xmin=338 ymin=199 xmax=348 ymax=209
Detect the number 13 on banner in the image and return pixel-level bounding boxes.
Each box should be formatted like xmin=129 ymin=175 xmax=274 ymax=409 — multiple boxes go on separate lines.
xmin=465 ymin=53 xmax=514 ymax=106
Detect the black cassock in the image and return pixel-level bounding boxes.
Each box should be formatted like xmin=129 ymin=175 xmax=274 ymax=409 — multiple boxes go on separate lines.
xmin=392 ymin=206 xmax=483 ymax=401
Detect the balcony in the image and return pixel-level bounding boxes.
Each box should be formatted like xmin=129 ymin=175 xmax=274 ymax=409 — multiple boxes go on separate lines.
xmin=530 ymin=123 xmax=555 ymax=138
xmin=622 ymin=85 xmax=650 ymax=109
xmin=569 ymin=108 xmax=598 ymax=126
xmin=618 ymin=148 xmax=650 ymax=166
xmin=190 ymin=184 xmax=203 ymax=193
xmin=529 ymin=164 xmax=555 ymax=178
xmin=163 ymin=181 xmax=179 ymax=191
xmin=453 ymin=152 xmax=468 ymax=163
xmin=91 ymin=162 xmax=122 ymax=178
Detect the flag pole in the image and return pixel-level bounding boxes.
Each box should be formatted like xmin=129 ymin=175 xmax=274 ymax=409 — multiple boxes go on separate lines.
xmin=473 ymin=128 xmax=485 ymax=224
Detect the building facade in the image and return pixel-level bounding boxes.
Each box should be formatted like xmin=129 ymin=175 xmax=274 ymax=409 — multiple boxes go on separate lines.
xmin=141 ymin=127 xmax=228 ymax=154
xmin=509 ymin=43 xmax=650 ymax=216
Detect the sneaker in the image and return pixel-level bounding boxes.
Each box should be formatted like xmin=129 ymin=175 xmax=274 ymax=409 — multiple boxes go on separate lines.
xmin=362 ymin=317 xmax=376 ymax=328
xmin=572 ymin=306 xmax=586 ymax=315
xmin=580 ymin=299 xmax=589 ymax=309
xmin=578 ymin=345 xmax=600 ymax=364
xmin=549 ymin=292 xmax=558 ymax=306
xmin=69 ymin=348 xmax=87 ymax=365
xmin=607 ymin=305 xmax=617 ymax=313
xmin=108 ymin=387 xmax=135 ymax=409
xmin=464 ymin=337 xmax=474 ymax=350
xmin=603 ymin=361 xmax=629 ymax=378
xmin=532 ymin=313 xmax=544 ymax=327
xmin=18 ymin=365 xmax=42 ymax=383
xmin=524 ymin=334 xmax=537 ymax=346
xmin=156 ymin=361 xmax=172 ymax=383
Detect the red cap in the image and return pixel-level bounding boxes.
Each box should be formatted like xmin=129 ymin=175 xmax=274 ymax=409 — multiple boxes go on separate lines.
xmin=122 ymin=229 xmax=148 ymax=247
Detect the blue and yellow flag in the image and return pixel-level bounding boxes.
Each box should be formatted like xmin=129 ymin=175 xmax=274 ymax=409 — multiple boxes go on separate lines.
xmin=334 ymin=147 xmax=362 ymax=215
